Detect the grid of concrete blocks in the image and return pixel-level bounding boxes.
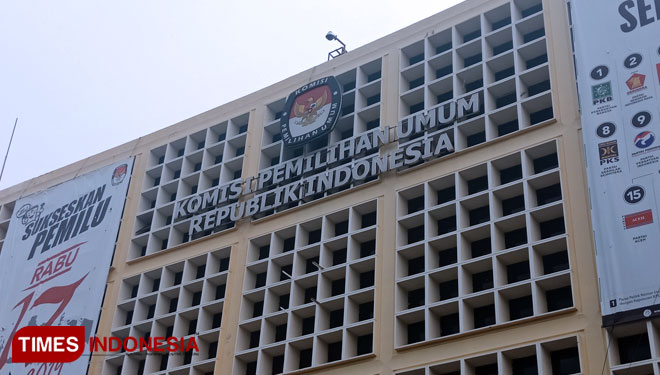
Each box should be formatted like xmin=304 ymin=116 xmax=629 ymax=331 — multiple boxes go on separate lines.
xmin=396 ymin=336 xmax=582 ymax=374
xmin=606 ymin=318 xmax=660 ymax=375
xmin=397 ymin=0 xmax=551 ymax=151
xmin=234 ymin=200 xmax=378 ymax=374
xmin=0 ymin=201 xmax=14 ymax=253
xmin=395 ymin=140 xmax=572 ymax=347
xmin=105 ymin=248 xmax=231 ymax=375
xmin=131 ymin=115 xmax=249 ymax=260
xmin=6 ymin=0 xmax=637 ymax=374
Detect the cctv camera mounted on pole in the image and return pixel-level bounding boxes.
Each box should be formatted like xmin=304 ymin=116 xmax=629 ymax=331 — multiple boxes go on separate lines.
xmin=326 ymin=31 xmax=347 ymax=60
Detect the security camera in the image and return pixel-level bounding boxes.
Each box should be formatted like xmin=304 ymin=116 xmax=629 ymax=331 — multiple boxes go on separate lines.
xmin=325 ymin=31 xmax=337 ymax=41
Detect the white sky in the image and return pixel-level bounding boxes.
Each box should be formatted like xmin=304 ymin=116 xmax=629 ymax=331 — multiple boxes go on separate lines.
xmin=0 ymin=0 xmax=463 ymax=191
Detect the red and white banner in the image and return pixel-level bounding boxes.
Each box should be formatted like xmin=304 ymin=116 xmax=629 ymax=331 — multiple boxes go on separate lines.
xmin=0 ymin=158 xmax=133 ymax=374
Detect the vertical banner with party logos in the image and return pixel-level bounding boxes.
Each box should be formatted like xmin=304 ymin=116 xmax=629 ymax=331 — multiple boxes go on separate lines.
xmin=571 ymin=0 xmax=660 ymax=326
xmin=0 ymin=158 xmax=133 ymax=374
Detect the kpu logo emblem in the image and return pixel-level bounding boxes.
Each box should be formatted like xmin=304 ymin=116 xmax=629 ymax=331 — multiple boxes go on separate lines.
xmin=634 ymin=131 xmax=655 ymax=149
xmin=626 ymin=73 xmax=646 ymax=92
xmin=592 ymin=82 xmax=613 ymax=105
xmin=111 ymin=164 xmax=128 ymax=186
xmin=280 ymin=76 xmax=342 ymax=147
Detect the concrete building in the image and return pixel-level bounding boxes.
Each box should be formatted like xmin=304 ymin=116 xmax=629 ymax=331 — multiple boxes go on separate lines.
xmin=2 ymin=0 xmax=657 ymax=374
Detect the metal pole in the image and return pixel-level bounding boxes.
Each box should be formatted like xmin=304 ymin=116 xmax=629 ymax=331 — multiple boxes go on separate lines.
xmin=0 ymin=117 xmax=18 ymax=184
xmin=335 ymin=37 xmax=347 ymax=53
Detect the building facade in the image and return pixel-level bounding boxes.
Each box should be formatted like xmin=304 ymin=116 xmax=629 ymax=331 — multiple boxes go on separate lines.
xmin=2 ymin=0 xmax=657 ymax=374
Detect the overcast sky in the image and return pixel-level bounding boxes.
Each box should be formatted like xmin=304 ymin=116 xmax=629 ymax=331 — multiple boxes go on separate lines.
xmin=0 ymin=0 xmax=463 ymax=191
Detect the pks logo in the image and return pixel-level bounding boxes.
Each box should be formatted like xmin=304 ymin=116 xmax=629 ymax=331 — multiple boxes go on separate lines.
xmin=280 ymin=76 xmax=342 ymax=147
xmin=598 ymin=140 xmax=619 ymax=165
xmin=111 ymin=164 xmax=128 ymax=186
xmin=592 ymin=82 xmax=613 ymax=105
xmin=15 ymin=203 xmax=45 ymax=226
xmin=626 ymin=73 xmax=647 ymax=93
xmin=634 ymin=131 xmax=655 ymax=149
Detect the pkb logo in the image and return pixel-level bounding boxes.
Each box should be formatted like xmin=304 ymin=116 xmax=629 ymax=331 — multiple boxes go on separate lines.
xmin=592 ymin=82 xmax=613 ymax=105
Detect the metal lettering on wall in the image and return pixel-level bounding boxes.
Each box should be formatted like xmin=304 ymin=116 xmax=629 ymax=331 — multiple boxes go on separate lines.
xmin=173 ymin=91 xmax=481 ymax=236
xmin=572 ymin=0 xmax=660 ymax=326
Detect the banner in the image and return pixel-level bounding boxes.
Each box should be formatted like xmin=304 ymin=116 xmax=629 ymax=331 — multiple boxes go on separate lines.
xmin=0 ymin=158 xmax=133 ymax=374
xmin=571 ymin=0 xmax=660 ymax=325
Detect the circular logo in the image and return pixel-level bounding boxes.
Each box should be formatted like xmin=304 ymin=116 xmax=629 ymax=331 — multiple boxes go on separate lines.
xmin=634 ymin=131 xmax=655 ymax=149
xmin=632 ymin=111 xmax=652 ymax=128
xmin=591 ymin=65 xmax=609 ymax=80
xmin=644 ymin=309 xmax=652 ymax=318
xmin=624 ymin=186 xmax=645 ymax=204
xmin=112 ymin=164 xmax=128 ymax=186
xmin=624 ymin=53 xmax=643 ymax=69
xmin=280 ymin=76 xmax=343 ymax=147
xmin=596 ymin=122 xmax=616 ymax=138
